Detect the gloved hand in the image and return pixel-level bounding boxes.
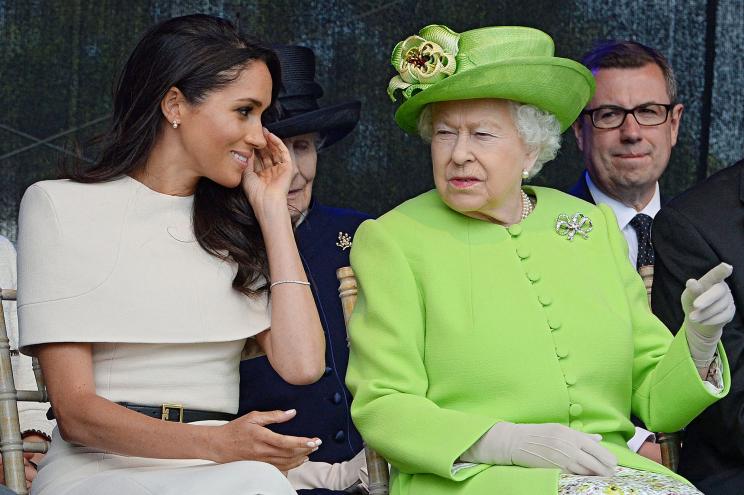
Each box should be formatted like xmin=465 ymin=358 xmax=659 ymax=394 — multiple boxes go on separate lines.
xmin=287 ymin=449 xmax=367 ymax=491
xmin=682 ymin=262 xmax=735 ymax=368
xmin=460 ymin=422 xmax=617 ymax=476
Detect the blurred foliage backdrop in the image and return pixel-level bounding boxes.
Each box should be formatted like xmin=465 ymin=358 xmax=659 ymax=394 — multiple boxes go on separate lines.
xmin=1 ymin=0 xmax=742 ymax=239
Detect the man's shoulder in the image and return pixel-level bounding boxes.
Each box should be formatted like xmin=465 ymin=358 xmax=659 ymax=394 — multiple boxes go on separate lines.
xmin=566 ymin=171 xmax=595 ymax=204
xmin=666 ymin=160 xmax=743 ymax=214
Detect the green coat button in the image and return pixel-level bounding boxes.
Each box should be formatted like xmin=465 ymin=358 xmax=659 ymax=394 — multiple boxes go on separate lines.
xmin=570 ymin=403 xmax=583 ymax=416
xmin=527 ymin=272 xmax=541 ymax=283
xmin=538 ymin=294 xmax=553 ymax=306
xmin=507 ymin=224 xmax=523 ymax=237
xmin=564 ymin=373 xmax=577 ymax=386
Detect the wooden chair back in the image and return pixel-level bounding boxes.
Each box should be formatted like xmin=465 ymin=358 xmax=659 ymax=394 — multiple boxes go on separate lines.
xmin=0 ymin=288 xmax=49 ymax=495
xmin=337 ymin=267 xmax=390 ymax=495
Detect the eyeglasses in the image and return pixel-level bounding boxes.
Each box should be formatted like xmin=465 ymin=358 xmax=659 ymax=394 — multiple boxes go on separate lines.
xmin=581 ymin=103 xmax=674 ymax=129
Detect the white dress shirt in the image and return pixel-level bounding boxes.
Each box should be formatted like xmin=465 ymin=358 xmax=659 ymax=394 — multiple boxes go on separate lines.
xmin=585 ymin=172 xmax=661 ymax=267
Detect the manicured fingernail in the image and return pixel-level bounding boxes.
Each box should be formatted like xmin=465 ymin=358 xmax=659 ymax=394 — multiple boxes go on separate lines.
xmin=314 ymin=439 xmax=322 ymax=446
xmin=306 ymin=441 xmax=317 ymax=448
xmin=284 ymin=409 xmax=296 ymax=415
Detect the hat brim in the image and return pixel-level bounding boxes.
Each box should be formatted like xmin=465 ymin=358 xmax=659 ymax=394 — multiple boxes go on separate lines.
xmin=394 ymin=57 xmax=595 ymax=134
xmin=265 ymin=100 xmax=361 ymax=149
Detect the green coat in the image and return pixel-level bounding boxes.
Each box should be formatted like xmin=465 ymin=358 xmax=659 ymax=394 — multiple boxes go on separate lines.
xmin=346 ymin=186 xmax=729 ymax=495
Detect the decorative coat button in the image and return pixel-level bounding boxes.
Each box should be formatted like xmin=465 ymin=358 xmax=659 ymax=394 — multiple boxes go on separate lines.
xmin=569 ymin=403 xmax=583 ymax=416
xmin=516 ymin=247 xmax=531 ymax=259
xmin=570 ymin=420 xmax=584 ymax=430
xmin=538 ymin=294 xmax=553 ymax=306
xmin=548 ymin=319 xmax=562 ymax=330
xmin=323 ymin=366 xmax=333 ymax=377
xmin=334 ymin=429 xmax=346 ymax=442
xmin=332 ymin=392 xmax=342 ymax=404
xmin=564 ymin=373 xmax=577 ymax=386
xmin=527 ymin=272 xmax=541 ymax=283
xmin=507 ymin=224 xmax=523 ymax=237
xmin=556 ymin=346 xmax=569 ymax=358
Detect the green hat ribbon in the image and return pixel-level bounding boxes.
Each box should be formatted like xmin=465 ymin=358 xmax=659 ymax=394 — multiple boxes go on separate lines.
xmin=387 ymin=25 xmax=460 ymax=101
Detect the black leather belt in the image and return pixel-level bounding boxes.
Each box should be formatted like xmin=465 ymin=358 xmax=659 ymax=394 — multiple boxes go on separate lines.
xmin=118 ymin=402 xmax=237 ymax=423
xmin=47 ymin=403 xmax=237 ymax=423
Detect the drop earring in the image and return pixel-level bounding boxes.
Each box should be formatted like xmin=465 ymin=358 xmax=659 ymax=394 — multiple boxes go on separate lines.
xmin=172 ymin=120 xmax=180 ymax=129
xmin=521 ymin=169 xmax=529 ymax=180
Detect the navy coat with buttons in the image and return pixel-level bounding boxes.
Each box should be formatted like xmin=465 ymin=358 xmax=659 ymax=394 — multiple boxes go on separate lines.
xmin=239 ymin=201 xmax=371 ymax=468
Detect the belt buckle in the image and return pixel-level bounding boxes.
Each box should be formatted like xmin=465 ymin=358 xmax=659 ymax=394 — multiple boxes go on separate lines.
xmin=161 ymin=404 xmax=184 ymax=422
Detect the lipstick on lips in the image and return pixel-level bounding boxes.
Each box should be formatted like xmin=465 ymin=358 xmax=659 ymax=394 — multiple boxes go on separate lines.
xmin=449 ymin=176 xmax=481 ymax=189
xmin=231 ymin=150 xmax=251 ymax=169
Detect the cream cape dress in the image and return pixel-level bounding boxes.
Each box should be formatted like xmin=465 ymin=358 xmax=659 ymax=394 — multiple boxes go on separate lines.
xmin=17 ymin=176 xmax=295 ymax=495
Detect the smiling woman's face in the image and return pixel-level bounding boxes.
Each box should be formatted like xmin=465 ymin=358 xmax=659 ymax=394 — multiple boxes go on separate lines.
xmin=430 ymin=98 xmax=537 ymax=221
xmin=283 ymin=132 xmax=319 ymax=223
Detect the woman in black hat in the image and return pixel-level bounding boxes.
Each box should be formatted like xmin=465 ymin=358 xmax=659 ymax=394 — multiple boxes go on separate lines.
xmin=238 ymin=45 xmax=372 ymax=494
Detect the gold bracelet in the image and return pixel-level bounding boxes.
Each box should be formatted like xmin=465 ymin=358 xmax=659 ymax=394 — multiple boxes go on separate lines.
xmin=270 ymin=280 xmax=311 ymax=289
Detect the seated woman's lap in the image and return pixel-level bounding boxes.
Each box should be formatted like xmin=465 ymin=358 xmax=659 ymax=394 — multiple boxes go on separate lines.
xmin=558 ymin=467 xmax=702 ymax=495
xmin=50 ymin=461 xmax=295 ymax=495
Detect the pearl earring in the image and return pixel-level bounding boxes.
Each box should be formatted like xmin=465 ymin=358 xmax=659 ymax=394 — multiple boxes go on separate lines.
xmin=172 ymin=120 xmax=180 ymax=129
xmin=521 ymin=169 xmax=529 ymax=180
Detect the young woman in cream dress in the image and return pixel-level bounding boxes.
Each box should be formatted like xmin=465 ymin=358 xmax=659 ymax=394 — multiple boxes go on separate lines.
xmin=17 ymin=15 xmax=325 ymax=495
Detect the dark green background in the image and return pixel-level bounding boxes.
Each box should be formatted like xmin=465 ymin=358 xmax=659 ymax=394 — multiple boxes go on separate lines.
xmin=1 ymin=0 xmax=742 ymax=240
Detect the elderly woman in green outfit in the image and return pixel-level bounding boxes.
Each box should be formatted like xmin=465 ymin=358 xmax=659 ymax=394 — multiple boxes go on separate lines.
xmin=345 ymin=25 xmax=735 ymax=495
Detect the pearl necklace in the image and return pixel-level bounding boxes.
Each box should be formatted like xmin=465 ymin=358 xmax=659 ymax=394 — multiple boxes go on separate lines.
xmin=520 ymin=190 xmax=534 ymax=220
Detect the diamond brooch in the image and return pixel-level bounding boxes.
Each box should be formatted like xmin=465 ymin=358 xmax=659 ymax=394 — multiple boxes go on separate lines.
xmin=336 ymin=232 xmax=352 ymax=250
xmin=555 ymin=213 xmax=593 ymax=241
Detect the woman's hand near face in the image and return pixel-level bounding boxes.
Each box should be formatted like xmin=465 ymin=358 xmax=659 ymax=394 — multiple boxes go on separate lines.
xmin=242 ymin=128 xmax=295 ymax=222
xmin=241 ymin=131 xmax=325 ymax=386
xmin=210 ymin=409 xmax=320 ymax=471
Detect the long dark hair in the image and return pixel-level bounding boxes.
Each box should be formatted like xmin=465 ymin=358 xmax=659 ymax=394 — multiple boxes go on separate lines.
xmin=67 ymin=14 xmax=280 ymax=297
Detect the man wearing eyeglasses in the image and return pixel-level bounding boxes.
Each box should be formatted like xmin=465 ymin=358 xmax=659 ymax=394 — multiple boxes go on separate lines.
xmin=569 ymin=40 xmax=684 ymax=464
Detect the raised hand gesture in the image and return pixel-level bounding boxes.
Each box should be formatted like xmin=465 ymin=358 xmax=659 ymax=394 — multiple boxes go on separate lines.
xmin=241 ymin=128 xmax=295 ymax=222
xmin=682 ymin=262 xmax=735 ymax=336
xmin=682 ymin=262 xmax=735 ymax=368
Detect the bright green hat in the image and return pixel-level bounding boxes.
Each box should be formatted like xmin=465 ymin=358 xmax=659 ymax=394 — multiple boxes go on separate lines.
xmin=388 ymin=25 xmax=595 ymax=133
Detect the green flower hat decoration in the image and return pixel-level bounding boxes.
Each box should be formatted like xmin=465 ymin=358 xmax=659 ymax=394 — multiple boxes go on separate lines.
xmin=387 ymin=25 xmax=460 ymax=101
xmin=386 ymin=25 xmax=596 ymax=134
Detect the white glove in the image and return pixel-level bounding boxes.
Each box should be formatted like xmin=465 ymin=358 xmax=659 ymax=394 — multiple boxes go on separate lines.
xmin=682 ymin=262 xmax=735 ymax=367
xmin=461 ymin=422 xmax=616 ymax=476
xmin=286 ymin=449 xmax=367 ymax=491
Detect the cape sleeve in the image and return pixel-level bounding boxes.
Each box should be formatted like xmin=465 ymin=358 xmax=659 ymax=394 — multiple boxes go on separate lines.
xmin=345 ymin=219 xmax=495 ymax=481
xmin=17 ymin=181 xmax=270 ymax=351
xmin=16 ymin=184 xmax=65 ymax=353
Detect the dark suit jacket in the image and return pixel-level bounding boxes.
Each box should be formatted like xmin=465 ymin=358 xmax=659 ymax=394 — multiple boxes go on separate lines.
xmin=567 ymin=171 xmax=594 ymax=204
xmin=652 ymin=160 xmax=744 ymax=495
xmin=238 ymin=201 xmax=372 ymax=495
